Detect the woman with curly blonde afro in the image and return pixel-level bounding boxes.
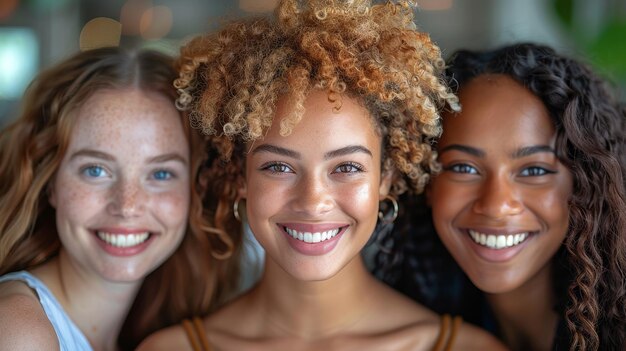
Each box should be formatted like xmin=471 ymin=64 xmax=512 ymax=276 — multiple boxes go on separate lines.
xmin=139 ymin=1 xmax=507 ymax=350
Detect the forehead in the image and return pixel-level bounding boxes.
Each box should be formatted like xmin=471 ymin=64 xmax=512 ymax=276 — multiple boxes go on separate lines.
xmin=440 ymin=74 xmax=555 ymax=147
xmin=259 ymin=90 xmax=381 ymax=149
xmin=68 ymin=88 xmax=186 ymax=150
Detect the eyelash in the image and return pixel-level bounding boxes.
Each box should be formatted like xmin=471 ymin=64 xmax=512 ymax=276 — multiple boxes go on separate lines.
xmin=444 ymin=163 xmax=556 ymax=177
xmin=519 ymin=166 xmax=555 ymax=177
xmin=260 ymin=162 xmax=293 ymax=174
xmin=152 ymin=169 xmax=176 ymax=180
xmin=445 ymin=163 xmax=478 ymax=175
xmin=81 ymin=164 xmax=109 ymax=178
xmin=333 ymin=162 xmax=365 ymax=174
xmin=259 ymin=161 xmax=365 ymax=175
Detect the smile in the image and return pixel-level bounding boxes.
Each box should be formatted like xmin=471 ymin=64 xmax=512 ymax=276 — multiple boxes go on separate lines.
xmin=283 ymin=226 xmax=343 ymax=244
xmin=468 ymin=229 xmax=529 ymax=250
xmin=97 ymin=231 xmax=151 ymax=248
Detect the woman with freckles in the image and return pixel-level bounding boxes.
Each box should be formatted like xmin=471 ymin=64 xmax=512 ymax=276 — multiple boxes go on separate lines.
xmin=376 ymin=43 xmax=626 ymax=350
xmin=138 ymin=1 xmax=507 ymax=350
xmin=0 ymin=47 xmax=239 ymax=350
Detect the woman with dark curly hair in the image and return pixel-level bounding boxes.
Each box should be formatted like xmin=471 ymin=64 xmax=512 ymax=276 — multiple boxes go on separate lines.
xmin=0 ymin=47 xmax=239 ymax=350
xmin=377 ymin=43 xmax=626 ymax=351
xmin=138 ymin=1 xmax=507 ymax=350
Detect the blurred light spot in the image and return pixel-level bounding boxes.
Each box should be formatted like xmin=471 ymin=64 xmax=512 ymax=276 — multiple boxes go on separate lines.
xmin=0 ymin=28 xmax=38 ymax=100
xmin=79 ymin=17 xmax=122 ymax=51
xmin=418 ymin=0 xmax=453 ymax=11
xmin=0 ymin=0 xmax=19 ymax=20
xmin=140 ymin=5 xmax=173 ymax=40
xmin=239 ymin=0 xmax=278 ymax=13
xmin=27 ymin=0 xmax=71 ymax=13
xmin=120 ymin=0 xmax=152 ymax=36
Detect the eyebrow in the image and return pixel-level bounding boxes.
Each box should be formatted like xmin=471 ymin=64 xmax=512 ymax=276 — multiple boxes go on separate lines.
xmin=438 ymin=144 xmax=485 ymax=158
xmin=69 ymin=149 xmax=115 ymax=162
xmin=70 ymin=149 xmax=188 ymax=165
xmin=251 ymin=144 xmax=300 ymax=159
xmin=438 ymin=144 xmax=555 ymax=159
xmin=511 ymin=145 xmax=555 ymax=158
xmin=251 ymin=144 xmax=373 ymax=160
xmin=324 ymin=145 xmax=372 ymax=160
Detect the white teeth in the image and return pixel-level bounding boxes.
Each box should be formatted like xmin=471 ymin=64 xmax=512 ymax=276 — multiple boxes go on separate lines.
xmin=285 ymin=227 xmax=341 ymax=243
xmin=97 ymin=231 xmax=150 ymax=248
xmin=468 ymin=230 xmax=528 ymax=250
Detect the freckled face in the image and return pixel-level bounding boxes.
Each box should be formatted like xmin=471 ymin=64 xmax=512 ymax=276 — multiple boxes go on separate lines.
xmin=430 ymin=75 xmax=573 ymax=293
xmin=50 ymin=89 xmax=190 ymax=283
xmin=243 ymin=90 xmax=390 ymax=281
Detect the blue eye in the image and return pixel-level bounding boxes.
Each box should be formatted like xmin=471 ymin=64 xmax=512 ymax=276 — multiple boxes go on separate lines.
xmin=83 ymin=165 xmax=107 ymax=178
xmin=333 ymin=162 xmax=364 ymax=174
xmin=447 ymin=164 xmax=478 ymax=174
xmin=153 ymin=170 xmax=173 ymax=180
xmin=520 ymin=167 xmax=554 ymax=177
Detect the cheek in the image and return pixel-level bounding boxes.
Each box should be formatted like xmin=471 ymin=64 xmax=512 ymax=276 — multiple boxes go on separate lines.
xmin=531 ymin=187 xmax=571 ymax=233
xmin=53 ymin=177 xmax=103 ymax=221
xmin=341 ymin=182 xmax=379 ymax=219
xmin=430 ymin=178 xmax=465 ymax=221
xmin=152 ymin=190 xmax=190 ymax=227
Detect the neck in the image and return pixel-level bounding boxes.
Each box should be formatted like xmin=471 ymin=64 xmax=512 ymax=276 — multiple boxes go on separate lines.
xmin=250 ymin=255 xmax=378 ymax=339
xmin=32 ymin=251 xmax=142 ymax=351
xmin=486 ymin=263 xmax=559 ymax=351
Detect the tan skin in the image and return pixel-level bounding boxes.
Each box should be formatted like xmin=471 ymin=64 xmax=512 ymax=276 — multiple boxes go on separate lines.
xmin=430 ymin=75 xmax=574 ymax=351
xmin=0 ymin=89 xmax=190 ymax=351
xmin=139 ymin=91 xmax=507 ymax=351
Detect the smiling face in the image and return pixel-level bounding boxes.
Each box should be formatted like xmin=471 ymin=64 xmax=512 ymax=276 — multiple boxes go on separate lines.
xmin=242 ymin=90 xmax=390 ymax=281
xmin=50 ymin=88 xmax=190 ymax=283
xmin=430 ymin=74 xmax=573 ymax=294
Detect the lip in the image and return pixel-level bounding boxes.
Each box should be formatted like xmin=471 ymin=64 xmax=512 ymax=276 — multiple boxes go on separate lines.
xmin=460 ymin=227 xmax=535 ymax=263
xmin=278 ymin=223 xmax=348 ymax=256
xmin=92 ymin=227 xmax=156 ymax=257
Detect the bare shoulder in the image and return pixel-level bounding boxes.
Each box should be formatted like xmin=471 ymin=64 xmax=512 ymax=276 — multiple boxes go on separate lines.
xmin=0 ymin=281 xmax=59 ymax=350
xmin=370 ymin=279 xmax=440 ymax=326
xmin=451 ymin=321 xmax=509 ymax=351
xmin=137 ymin=323 xmax=193 ymax=351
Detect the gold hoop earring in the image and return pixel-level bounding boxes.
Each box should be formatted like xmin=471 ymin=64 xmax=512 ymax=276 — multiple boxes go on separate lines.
xmin=233 ymin=197 xmax=244 ymax=221
xmin=378 ymin=195 xmax=398 ymax=224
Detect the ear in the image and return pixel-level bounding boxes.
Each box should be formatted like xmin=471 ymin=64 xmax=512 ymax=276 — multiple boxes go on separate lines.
xmin=378 ymin=169 xmax=394 ymax=200
xmin=237 ymin=176 xmax=247 ymax=199
xmin=47 ymin=177 xmax=57 ymax=209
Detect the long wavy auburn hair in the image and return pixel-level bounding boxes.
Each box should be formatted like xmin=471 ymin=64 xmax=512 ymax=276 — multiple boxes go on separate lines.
xmin=0 ymin=47 xmax=239 ymax=350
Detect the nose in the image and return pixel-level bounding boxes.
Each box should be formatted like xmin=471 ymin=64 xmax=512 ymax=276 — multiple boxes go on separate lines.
xmin=472 ymin=175 xmax=524 ymax=219
xmin=290 ymin=174 xmax=334 ymax=216
xmin=107 ymin=179 xmax=146 ymax=218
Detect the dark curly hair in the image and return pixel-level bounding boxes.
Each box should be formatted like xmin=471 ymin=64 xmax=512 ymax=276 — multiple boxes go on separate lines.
xmin=376 ymin=43 xmax=626 ymax=351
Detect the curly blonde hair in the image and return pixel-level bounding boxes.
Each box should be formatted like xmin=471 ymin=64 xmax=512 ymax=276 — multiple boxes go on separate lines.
xmin=176 ymin=0 xmax=458 ymax=201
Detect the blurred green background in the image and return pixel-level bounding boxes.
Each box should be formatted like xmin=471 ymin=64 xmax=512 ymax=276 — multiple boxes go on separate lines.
xmin=1 ymin=0 xmax=625 ymax=126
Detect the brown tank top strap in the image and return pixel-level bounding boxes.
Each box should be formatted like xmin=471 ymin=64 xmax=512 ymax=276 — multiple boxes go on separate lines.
xmin=432 ymin=314 xmax=463 ymax=351
xmin=182 ymin=317 xmax=212 ymax=351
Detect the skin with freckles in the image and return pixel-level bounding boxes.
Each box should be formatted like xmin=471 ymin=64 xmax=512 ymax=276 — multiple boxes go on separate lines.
xmin=431 ymin=74 xmax=573 ymax=294
xmin=0 ymin=48 xmax=229 ymax=351
xmin=48 ymin=88 xmax=190 ymax=282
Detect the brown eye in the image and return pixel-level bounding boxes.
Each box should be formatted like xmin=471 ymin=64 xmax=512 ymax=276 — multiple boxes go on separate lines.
xmin=446 ymin=163 xmax=478 ymax=175
xmin=520 ymin=166 xmax=554 ymax=177
xmin=261 ymin=162 xmax=294 ymax=174
xmin=333 ymin=162 xmax=364 ymax=174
